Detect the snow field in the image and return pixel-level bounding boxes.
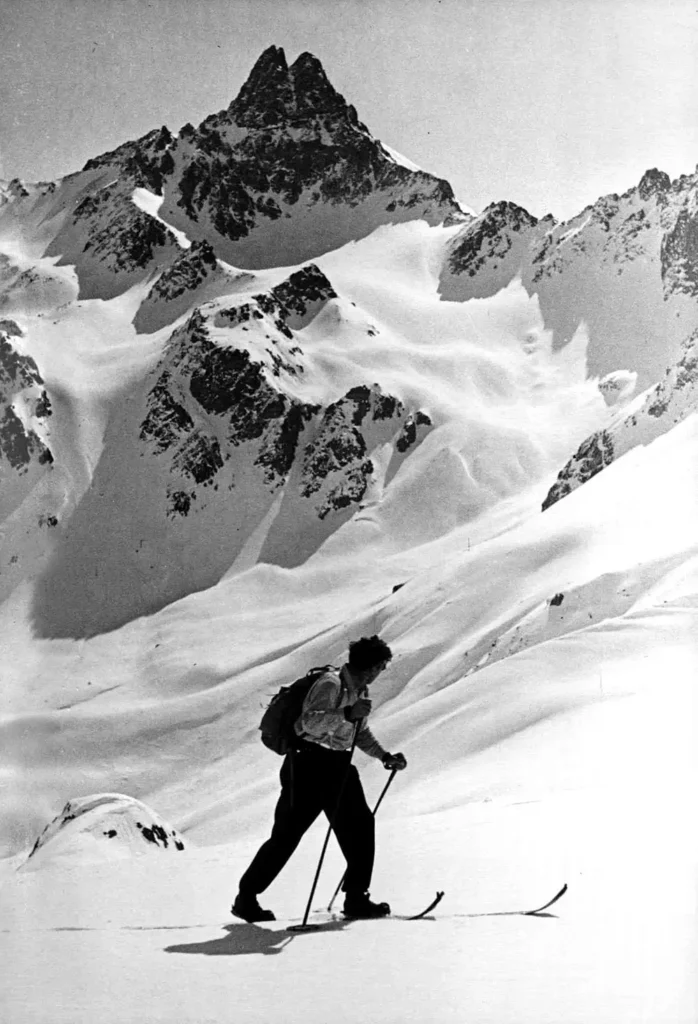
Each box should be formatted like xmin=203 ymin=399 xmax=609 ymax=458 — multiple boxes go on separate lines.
xmin=1 ymin=204 xmax=697 ymax=1023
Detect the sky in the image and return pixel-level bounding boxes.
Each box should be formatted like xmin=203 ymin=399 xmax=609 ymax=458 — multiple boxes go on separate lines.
xmin=1 ymin=0 xmax=698 ymax=220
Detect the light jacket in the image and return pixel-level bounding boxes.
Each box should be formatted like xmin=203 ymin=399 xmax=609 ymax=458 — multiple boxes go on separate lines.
xmin=294 ymin=668 xmax=387 ymax=760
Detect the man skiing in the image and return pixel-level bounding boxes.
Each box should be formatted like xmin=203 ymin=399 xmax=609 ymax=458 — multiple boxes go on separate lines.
xmin=232 ymin=635 xmax=407 ymax=922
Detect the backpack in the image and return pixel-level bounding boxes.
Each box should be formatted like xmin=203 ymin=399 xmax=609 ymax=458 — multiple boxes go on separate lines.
xmin=259 ymin=666 xmax=336 ymax=755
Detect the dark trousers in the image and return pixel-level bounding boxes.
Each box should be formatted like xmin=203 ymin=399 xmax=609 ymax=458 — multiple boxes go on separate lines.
xmin=239 ymin=744 xmax=375 ymax=896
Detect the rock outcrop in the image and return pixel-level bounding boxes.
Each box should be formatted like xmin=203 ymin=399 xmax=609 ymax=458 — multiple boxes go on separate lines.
xmin=543 ymin=329 xmax=698 ymax=509
xmin=0 ymin=328 xmax=53 ymax=519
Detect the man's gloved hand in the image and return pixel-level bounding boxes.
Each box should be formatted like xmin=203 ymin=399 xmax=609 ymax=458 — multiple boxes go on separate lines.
xmin=382 ymin=751 xmax=407 ymax=771
xmin=345 ymin=697 xmax=372 ymax=721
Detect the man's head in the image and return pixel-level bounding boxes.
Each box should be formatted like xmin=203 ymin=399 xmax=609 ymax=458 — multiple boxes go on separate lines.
xmin=346 ymin=634 xmax=392 ymax=686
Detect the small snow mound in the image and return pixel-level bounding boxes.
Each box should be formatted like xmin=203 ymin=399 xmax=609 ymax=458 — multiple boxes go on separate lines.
xmin=23 ymin=793 xmax=186 ymax=869
xmin=598 ymin=370 xmax=637 ymax=406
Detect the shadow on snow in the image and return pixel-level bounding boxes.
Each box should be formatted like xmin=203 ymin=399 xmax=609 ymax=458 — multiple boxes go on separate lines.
xmin=165 ymin=918 xmax=350 ymax=957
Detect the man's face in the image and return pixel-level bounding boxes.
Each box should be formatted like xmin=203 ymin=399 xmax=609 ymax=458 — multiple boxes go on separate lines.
xmin=364 ymin=660 xmax=389 ymax=687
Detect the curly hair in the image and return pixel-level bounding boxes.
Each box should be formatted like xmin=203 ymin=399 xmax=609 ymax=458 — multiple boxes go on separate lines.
xmin=347 ymin=635 xmax=393 ymax=673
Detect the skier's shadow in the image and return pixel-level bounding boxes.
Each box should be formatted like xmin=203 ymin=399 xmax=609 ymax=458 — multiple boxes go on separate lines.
xmin=165 ymin=918 xmax=349 ymax=957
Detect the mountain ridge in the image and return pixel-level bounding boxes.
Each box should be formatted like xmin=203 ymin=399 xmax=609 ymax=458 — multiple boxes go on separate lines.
xmin=1 ymin=44 xmax=697 ymax=640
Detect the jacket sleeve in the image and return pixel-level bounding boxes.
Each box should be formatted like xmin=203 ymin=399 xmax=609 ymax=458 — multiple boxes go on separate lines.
xmin=355 ymin=721 xmax=388 ymax=761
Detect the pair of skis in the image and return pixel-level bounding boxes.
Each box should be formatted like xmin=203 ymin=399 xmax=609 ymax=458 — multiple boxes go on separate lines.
xmin=286 ymin=883 xmax=567 ymax=932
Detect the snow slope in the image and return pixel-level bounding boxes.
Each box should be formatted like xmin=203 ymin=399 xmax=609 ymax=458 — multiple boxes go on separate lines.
xmin=1 ymin=412 xmax=696 ymax=1024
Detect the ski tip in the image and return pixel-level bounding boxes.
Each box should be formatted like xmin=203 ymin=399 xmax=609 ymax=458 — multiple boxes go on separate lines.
xmin=523 ymin=882 xmax=569 ymax=916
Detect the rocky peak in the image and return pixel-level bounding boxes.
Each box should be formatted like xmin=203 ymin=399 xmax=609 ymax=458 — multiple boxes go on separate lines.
xmin=638 ymin=167 xmax=671 ymax=201
xmin=82 ymin=125 xmax=175 ymax=193
xmin=134 ymin=241 xmax=219 ymax=319
xmin=227 ymin=45 xmax=354 ymax=128
xmin=270 ymin=264 xmax=337 ymax=326
xmin=482 ymin=201 xmax=539 ymax=231
xmin=0 ymin=333 xmax=53 ymax=480
xmin=440 ymin=199 xmax=539 ymax=297
xmin=0 ymin=318 xmax=24 ymax=338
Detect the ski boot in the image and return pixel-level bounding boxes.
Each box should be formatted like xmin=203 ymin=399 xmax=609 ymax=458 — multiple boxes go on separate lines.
xmin=231 ymin=890 xmax=276 ymax=923
xmin=343 ymin=891 xmax=391 ymax=919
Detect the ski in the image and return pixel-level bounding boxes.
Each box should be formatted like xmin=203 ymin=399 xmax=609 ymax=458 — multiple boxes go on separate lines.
xmin=407 ymin=890 xmax=445 ymax=919
xmin=286 ymin=891 xmax=445 ymax=932
xmin=456 ymin=882 xmax=568 ymax=918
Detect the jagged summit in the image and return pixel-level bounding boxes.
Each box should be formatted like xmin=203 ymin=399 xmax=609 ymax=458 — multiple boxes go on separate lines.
xmin=637 ymin=167 xmax=672 ymax=201
xmin=0 ymin=45 xmax=466 ymax=285
xmin=228 ymin=45 xmax=354 ymax=127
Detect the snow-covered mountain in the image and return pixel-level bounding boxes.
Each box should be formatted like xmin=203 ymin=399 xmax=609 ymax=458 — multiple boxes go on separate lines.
xmin=0 ymin=45 xmax=696 ymax=1024
xmin=0 ymin=46 xmax=466 ymax=302
xmin=441 ymin=167 xmax=698 ymax=392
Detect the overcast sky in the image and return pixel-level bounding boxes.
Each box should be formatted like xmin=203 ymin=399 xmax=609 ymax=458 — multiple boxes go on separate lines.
xmin=2 ymin=0 xmax=697 ymax=220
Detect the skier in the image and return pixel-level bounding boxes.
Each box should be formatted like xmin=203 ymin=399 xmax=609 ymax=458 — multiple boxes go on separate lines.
xmin=232 ymin=635 xmax=407 ymax=922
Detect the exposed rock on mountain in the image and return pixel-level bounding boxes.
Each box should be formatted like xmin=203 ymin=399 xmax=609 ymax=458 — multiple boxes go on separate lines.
xmin=0 ymin=318 xmax=24 ymax=337
xmin=157 ymin=46 xmax=466 ymax=269
xmin=660 ymin=177 xmax=698 ymax=297
xmin=300 ymin=385 xmax=404 ymax=520
xmin=543 ymin=329 xmax=698 ymax=509
xmin=0 ymin=329 xmax=53 ymax=519
xmin=133 ymin=240 xmax=254 ymax=334
xmin=541 ymin=430 xmax=615 ymax=511
xmin=47 ymin=186 xmax=181 ymax=302
xmin=439 ymin=201 xmax=543 ymax=301
xmin=637 ymin=167 xmax=671 ymax=201
xmin=0 ymin=251 xmax=77 ymax=314
xmin=24 ymin=794 xmax=186 ymax=869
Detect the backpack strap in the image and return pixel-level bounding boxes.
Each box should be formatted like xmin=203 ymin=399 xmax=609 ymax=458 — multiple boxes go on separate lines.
xmin=295 ymin=665 xmax=341 ymax=743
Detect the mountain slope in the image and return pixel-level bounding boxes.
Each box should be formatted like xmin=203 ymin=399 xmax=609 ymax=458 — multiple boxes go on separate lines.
xmin=29 ymin=263 xmax=434 ymax=637
xmin=440 ymin=168 xmax=698 ymax=392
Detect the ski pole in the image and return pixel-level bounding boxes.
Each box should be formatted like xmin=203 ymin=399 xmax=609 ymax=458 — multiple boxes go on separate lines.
xmin=326 ymin=767 xmax=398 ymax=913
xmin=289 ymin=720 xmax=362 ymax=933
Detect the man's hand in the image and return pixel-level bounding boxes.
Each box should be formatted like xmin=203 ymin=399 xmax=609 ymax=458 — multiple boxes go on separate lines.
xmin=345 ymin=697 xmax=372 ymax=721
xmin=382 ymin=751 xmax=407 ymax=771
